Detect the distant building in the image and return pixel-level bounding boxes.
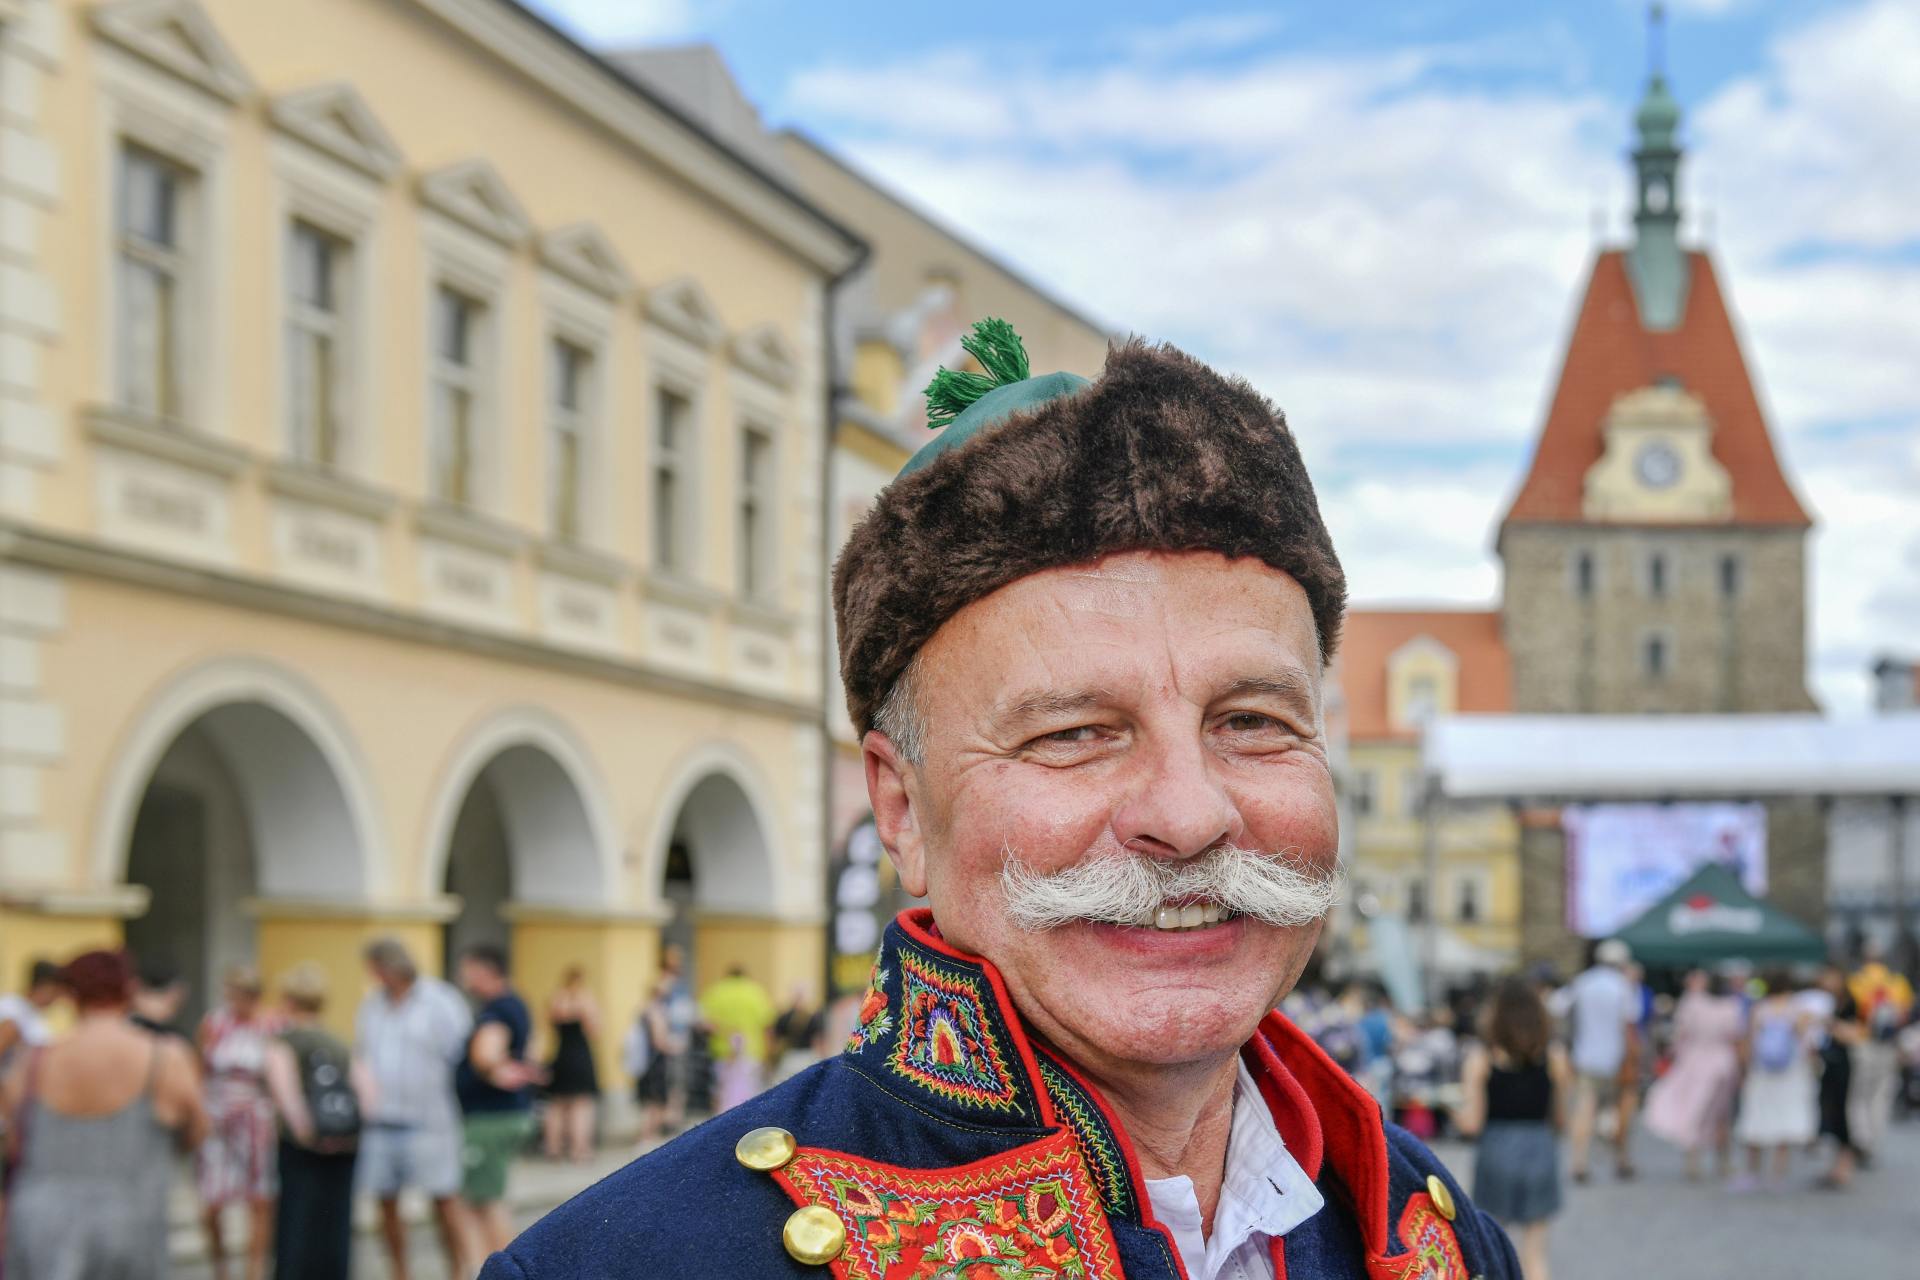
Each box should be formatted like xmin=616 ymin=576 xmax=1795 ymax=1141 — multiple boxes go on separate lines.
xmin=1492 ymin=51 xmax=1824 ymax=968
xmin=1336 ymin=611 xmax=1520 ymax=977
xmin=0 ymin=0 xmax=863 ymax=1066
xmin=1872 ymin=655 xmax=1919 ymax=713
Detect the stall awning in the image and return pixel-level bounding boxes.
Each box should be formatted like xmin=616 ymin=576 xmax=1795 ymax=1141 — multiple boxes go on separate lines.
xmin=1422 ymin=714 xmax=1920 ymax=800
xmin=1611 ymin=863 xmax=1825 ymax=968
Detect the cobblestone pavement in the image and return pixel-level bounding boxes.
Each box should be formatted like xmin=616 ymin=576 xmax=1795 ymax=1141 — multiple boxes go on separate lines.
xmin=176 ymin=1120 xmax=1919 ymax=1278
xmin=1432 ymin=1116 xmax=1920 ymax=1280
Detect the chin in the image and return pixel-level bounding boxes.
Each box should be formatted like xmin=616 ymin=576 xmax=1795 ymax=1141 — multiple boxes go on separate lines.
xmin=1068 ymin=985 xmax=1269 ymax=1068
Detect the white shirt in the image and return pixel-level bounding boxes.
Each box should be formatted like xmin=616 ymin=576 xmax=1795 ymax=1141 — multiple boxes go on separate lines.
xmin=1144 ymin=1058 xmax=1325 ymax=1280
xmin=1565 ymin=966 xmax=1636 ymax=1077
xmin=354 ymin=977 xmax=471 ymax=1126
xmin=0 ymin=993 xmax=50 ymax=1075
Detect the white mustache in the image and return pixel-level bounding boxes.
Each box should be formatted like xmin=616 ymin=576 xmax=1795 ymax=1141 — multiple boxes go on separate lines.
xmin=999 ymin=844 xmax=1345 ymax=932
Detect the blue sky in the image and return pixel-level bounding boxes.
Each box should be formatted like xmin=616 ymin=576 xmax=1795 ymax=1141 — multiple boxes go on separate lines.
xmin=535 ymin=0 xmax=1920 ymax=713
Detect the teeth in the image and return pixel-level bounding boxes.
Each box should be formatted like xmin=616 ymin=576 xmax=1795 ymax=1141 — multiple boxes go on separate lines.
xmin=1144 ymin=902 xmax=1234 ymax=931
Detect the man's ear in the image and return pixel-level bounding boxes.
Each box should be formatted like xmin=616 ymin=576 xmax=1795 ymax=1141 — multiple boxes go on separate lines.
xmin=863 ymin=730 xmax=929 ymax=898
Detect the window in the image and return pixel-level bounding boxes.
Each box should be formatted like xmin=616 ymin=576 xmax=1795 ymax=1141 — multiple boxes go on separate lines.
xmin=1351 ymin=769 xmax=1377 ymax=818
xmin=1406 ymin=674 xmax=1440 ymax=726
xmin=1573 ymin=549 xmax=1595 ymax=599
xmin=548 ymin=338 xmax=592 ymax=541
xmin=1719 ymin=552 xmax=1741 ymax=600
xmin=117 ymin=144 xmax=191 ymax=419
xmin=1405 ymin=877 xmax=1427 ymax=923
xmin=653 ymin=387 xmax=693 ymax=572
xmin=738 ymin=426 xmax=774 ymax=597
xmin=429 ymin=286 xmax=482 ymax=505
xmin=285 ymin=221 xmax=348 ymax=466
xmin=1403 ymin=769 xmax=1428 ymax=818
xmin=1646 ymin=550 xmax=1669 ymax=599
xmin=1456 ymin=876 xmax=1481 ymax=923
xmin=1643 ymin=631 xmax=1669 ymax=681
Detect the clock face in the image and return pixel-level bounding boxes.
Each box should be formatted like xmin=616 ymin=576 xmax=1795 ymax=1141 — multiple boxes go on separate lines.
xmin=1635 ymin=440 xmax=1682 ymax=490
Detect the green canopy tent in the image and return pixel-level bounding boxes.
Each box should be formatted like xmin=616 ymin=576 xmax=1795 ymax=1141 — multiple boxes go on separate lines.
xmin=1611 ymin=863 xmax=1826 ymax=969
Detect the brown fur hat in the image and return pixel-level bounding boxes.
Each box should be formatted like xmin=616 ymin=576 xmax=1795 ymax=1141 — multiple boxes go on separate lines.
xmin=832 ymin=338 xmax=1346 ymax=735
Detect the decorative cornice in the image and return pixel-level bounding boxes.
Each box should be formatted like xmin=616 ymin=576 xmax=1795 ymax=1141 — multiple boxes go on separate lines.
xmin=413 ymin=502 xmax=529 ymax=556
xmin=84 ymin=404 xmax=249 ymax=478
xmin=538 ymin=223 xmax=635 ymax=300
xmin=0 ymin=885 xmax=151 ymax=919
xmin=639 ymin=571 xmax=727 ymax=614
xmin=536 ymin=538 xmax=630 ymax=587
xmin=268 ymin=82 xmax=405 ymax=181
xmin=730 ymin=323 xmax=798 ymax=390
xmin=265 ymin=460 xmax=398 ymax=521
xmin=417 ymin=158 xmax=531 ymax=248
xmin=241 ymin=895 xmax=462 ymax=923
xmin=644 ymin=276 xmax=726 ymax=349
xmin=91 ymin=0 xmax=254 ymax=104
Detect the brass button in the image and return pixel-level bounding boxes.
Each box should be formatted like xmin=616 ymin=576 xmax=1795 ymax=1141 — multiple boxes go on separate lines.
xmin=782 ymin=1205 xmax=846 ymax=1266
xmin=734 ymin=1126 xmax=798 ymax=1172
xmin=1426 ymin=1174 xmax=1456 ymax=1221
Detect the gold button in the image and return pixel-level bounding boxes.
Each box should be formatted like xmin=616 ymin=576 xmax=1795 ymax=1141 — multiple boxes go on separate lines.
xmin=734 ymin=1126 xmax=798 ymax=1172
xmin=782 ymin=1205 xmax=846 ymax=1266
xmin=1426 ymin=1174 xmax=1456 ymax=1221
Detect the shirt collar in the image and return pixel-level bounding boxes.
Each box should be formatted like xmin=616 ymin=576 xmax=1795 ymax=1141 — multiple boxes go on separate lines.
xmin=1143 ymin=1058 xmax=1327 ymax=1276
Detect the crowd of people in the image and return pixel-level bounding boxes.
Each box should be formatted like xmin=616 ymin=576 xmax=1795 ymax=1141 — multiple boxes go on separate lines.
xmin=0 ymin=941 xmax=835 ymax=1280
xmin=1289 ymin=942 xmax=1919 ymax=1280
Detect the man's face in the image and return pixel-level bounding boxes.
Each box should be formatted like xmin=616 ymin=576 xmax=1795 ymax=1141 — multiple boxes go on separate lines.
xmin=458 ymin=957 xmax=500 ymax=1000
xmin=866 ymin=550 xmax=1339 ymax=1074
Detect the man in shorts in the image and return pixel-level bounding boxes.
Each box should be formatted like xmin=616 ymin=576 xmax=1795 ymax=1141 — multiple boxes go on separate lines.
xmin=455 ymin=944 xmax=541 ymax=1258
xmin=1561 ymin=938 xmax=1641 ymax=1181
xmin=356 ymin=937 xmax=473 ymax=1280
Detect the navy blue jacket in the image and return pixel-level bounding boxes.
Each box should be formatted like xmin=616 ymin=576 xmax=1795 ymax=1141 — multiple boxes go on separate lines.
xmin=485 ymin=912 xmax=1519 ymax=1279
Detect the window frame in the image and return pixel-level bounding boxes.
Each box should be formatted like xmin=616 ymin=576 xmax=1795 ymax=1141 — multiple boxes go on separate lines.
xmin=282 ymin=219 xmax=350 ymax=468
xmin=545 ymin=335 xmax=595 ymax=543
xmin=1570 ymin=547 xmax=1597 ymax=600
xmin=428 ymin=282 xmax=487 ymax=508
xmin=1718 ymin=551 xmax=1742 ymax=600
xmin=1642 ymin=628 xmax=1673 ymax=681
xmin=1350 ymin=768 xmax=1377 ymax=819
xmin=1645 ymin=548 xmax=1670 ymax=600
xmin=650 ymin=381 xmax=699 ymax=575
xmin=737 ymin=421 xmax=778 ymax=600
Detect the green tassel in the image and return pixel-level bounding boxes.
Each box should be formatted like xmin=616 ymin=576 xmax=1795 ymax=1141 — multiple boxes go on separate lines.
xmin=922 ymin=318 xmax=1032 ymax=429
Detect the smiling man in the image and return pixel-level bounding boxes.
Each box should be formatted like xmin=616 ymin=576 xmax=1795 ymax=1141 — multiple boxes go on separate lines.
xmin=484 ymin=323 xmax=1518 ymax=1279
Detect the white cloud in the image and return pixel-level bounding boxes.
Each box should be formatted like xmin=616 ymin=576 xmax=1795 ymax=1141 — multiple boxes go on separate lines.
xmin=525 ymin=0 xmax=702 ymax=44
xmin=781 ymin=1 xmax=1917 ymax=712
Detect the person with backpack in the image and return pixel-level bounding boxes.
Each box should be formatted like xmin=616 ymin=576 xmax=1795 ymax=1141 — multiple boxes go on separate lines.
xmin=263 ymin=963 xmax=374 ymax=1280
xmin=1730 ymin=971 xmax=1817 ymax=1192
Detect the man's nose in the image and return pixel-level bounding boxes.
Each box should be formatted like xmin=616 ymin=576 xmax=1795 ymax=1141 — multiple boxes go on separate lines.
xmin=1112 ymin=733 xmax=1241 ymax=860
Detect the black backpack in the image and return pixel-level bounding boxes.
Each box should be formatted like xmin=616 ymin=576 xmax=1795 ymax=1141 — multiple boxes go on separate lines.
xmin=290 ymin=1030 xmax=361 ymax=1144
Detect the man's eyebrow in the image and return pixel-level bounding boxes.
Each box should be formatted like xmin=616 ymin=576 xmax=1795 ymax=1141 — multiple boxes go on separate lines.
xmin=991 ymin=687 xmax=1120 ymax=726
xmin=1215 ymin=670 xmax=1318 ymax=709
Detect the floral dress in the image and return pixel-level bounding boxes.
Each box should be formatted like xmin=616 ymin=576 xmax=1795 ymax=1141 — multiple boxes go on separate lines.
xmin=197 ymin=1006 xmax=283 ymax=1204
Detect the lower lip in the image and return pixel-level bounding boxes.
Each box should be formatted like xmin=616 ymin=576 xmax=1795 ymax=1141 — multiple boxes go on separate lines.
xmin=1075 ymin=915 xmax=1249 ymax=960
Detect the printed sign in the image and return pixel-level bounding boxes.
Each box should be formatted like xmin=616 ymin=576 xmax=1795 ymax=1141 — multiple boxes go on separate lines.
xmin=1563 ymin=802 xmax=1767 ymax=937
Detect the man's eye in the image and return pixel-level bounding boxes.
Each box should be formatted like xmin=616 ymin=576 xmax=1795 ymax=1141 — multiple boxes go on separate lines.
xmin=1223 ymin=713 xmax=1278 ymax=732
xmin=1039 ymin=725 xmax=1101 ymax=744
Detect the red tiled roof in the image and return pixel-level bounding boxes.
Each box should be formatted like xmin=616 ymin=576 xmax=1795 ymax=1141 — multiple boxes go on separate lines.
xmin=1502 ymin=250 xmax=1811 ymax=530
xmin=1334 ymin=609 xmax=1511 ymax=743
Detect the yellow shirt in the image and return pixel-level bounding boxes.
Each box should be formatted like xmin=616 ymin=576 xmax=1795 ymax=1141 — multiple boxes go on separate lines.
xmin=699 ymin=975 xmax=777 ymax=1063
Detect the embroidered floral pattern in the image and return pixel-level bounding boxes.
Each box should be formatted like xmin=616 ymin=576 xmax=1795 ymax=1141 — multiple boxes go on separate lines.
xmin=1034 ymin=1058 xmax=1134 ymax=1220
xmin=774 ymin=1133 xmax=1124 ymax=1280
xmin=887 ymin=951 xmax=1020 ymax=1111
xmin=845 ymin=966 xmax=894 ymax=1055
xmin=1387 ymin=1192 xmax=1468 ymax=1280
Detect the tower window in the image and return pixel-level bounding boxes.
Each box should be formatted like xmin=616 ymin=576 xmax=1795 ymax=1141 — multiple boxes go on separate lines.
xmin=1572 ymin=550 xmax=1595 ymax=599
xmin=1719 ymin=553 xmax=1741 ymax=599
xmin=1643 ymin=632 xmax=1670 ymax=680
xmin=1647 ymin=551 xmax=1668 ymax=599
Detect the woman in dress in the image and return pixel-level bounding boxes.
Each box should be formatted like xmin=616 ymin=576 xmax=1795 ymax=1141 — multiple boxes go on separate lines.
xmin=629 ymin=974 xmax=684 ymax=1145
xmin=542 ymin=966 xmax=602 ymax=1163
xmin=1811 ymin=967 xmax=1865 ymax=1189
xmin=198 ymin=965 xmax=282 ymax=1280
xmin=1 ymin=950 xmax=207 ymax=1280
xmin=1730 ymin=971 xmax=1818 ymax=1192
xmin=1457 ymin=977 xmax=1571 ymax=1280
xmin=1643 ymin=969 xmax=1744 ymax=1179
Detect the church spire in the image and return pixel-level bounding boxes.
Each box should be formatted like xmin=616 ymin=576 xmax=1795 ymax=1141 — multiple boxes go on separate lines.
xmin=1628 ymin=3 xmax=1688 ymax=329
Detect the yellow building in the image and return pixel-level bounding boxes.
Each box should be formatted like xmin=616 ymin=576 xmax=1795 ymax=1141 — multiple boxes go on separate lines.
xmin=0 ymin=0 xmax=865 ymax=1077
xmin=1334 ymin=611 xmax=1522 ymax=980
xmin=769 ymin=132 xmax=1116 ymax=987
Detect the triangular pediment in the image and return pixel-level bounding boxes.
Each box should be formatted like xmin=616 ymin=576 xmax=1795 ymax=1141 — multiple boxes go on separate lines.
xmin=418 ymin=159 xmax=530 ymax=248
xmin=730 ymin=324 xmax=798 ymax=389
xmin=269 ymin=83 xmax=404 ymax=181
xmin=538 ymin=224 xmax=634 ymax=300
xmin=644 ymin=277 xmax=725 ymax=349
xmin=92 ymin=0 xmax=254 ymax=103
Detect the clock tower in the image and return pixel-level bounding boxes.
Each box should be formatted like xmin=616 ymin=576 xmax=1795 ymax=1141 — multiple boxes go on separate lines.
xmin=1496 ymin=23 xmax=1815 ymax=718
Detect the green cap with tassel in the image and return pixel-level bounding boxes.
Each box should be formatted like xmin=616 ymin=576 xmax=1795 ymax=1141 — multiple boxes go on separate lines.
xmin=899 ymin=318 xmax=1091 ymax=477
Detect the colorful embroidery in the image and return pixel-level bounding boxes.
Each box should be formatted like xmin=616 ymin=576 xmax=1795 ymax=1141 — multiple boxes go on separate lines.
xmin=774 ymin=1132 xmax=1125 ymax=1280
xmin=1035 ymin=1057 xmax=1134 ymax=1220
xmin=1387 ymin=1192 xmax=1468 ymax=1280
xmin=887 ymin=950 xmax=1020 ymax=1111
xmin=845 ymin=966 xmax=894 ymax=1055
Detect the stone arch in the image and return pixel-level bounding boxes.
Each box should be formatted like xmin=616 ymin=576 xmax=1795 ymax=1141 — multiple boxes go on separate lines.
xmin=637 ymin=742 xmax=785 ymax=918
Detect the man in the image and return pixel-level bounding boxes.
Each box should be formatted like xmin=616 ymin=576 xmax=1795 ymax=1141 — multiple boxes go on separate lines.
xmin=698 ymin=964 xmax=777 ymax=1110
xmin=0 ymin=959 xmax=63 ymax=1076
xmin=486 ymin=323 xmax=1518 ymax=1277
xmin=455 ymin=944 xmax=541 ymax=1258
xmin=1559 ymin=939 xmax=1640 ymax=1182
xmin=1847 ymin=943 xmax=1912 ymax=1162
xmin=356 ymin=937 xmax=473 ymax=1280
